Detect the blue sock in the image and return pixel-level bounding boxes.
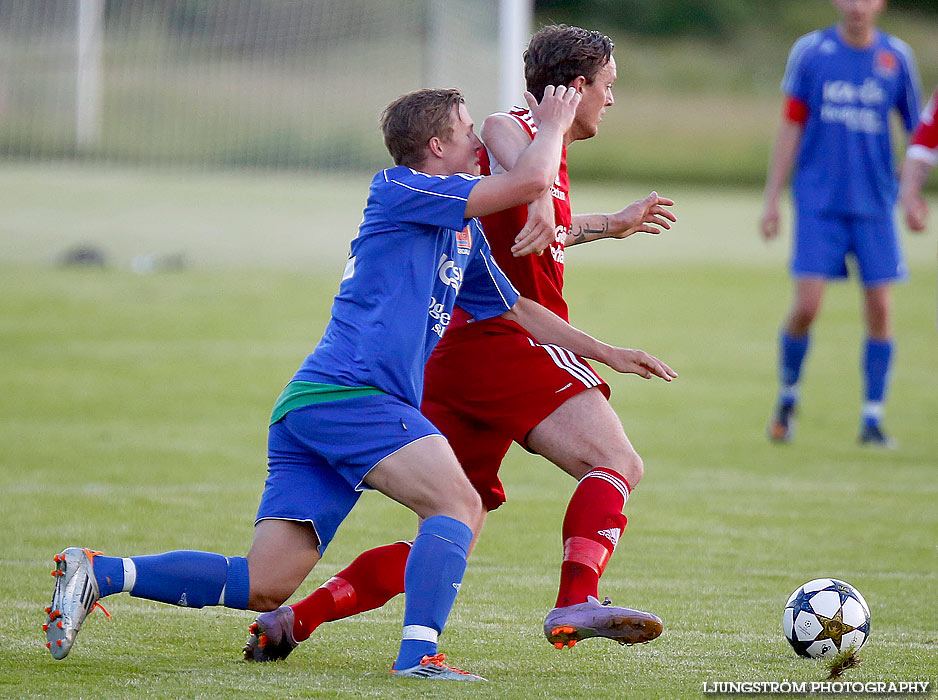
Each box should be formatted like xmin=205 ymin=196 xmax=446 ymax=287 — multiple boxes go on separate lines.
xmin=127 ymin=551 xmax=250 ymax=609
xmin=778 ymin=331 xmax=810 ymax=405
xmin=393 ymin=516 xmax=472 ymax=671
xmin=862 ymin=337 xmax=893 ymax=425
xmin=93 ymin=556 xmax=125 ymax=598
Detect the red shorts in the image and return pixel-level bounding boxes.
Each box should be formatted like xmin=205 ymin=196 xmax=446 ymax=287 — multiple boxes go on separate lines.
xmin=421 ymin=317 xmax=610 ymax=511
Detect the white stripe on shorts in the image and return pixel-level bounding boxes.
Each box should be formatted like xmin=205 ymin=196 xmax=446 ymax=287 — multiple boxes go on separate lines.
xmin=555 ymin=345 xmax=603 ymax=384
xmin=528 ymin=338 xmax=601 ymax=388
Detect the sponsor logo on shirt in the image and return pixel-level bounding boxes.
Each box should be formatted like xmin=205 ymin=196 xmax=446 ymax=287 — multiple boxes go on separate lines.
xmin=456 ymin=226 xmax=472 ymax=254
xmin=550 ymin=225 xmax=567 ymax=264
xmin=820 ymin=78 xmax=885 ymax=134
xmin=822 ymin=79 xmax=885 ymax=106
xmin=549 ymin=174 xmax=566 ymax=201
xmin=428 ymin=295 xmax=452 ymax=338
xmin=437 ymin=253 xmax=464 ymax=293
xmin=430 ymin=253 xmax=462 ymax=338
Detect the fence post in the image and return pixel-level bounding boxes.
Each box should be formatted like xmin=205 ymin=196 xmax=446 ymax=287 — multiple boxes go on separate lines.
xmin=76 ymin=0 xmax=104 ymax=150
xmin=498 ymin=0 xmax=532 ymax=111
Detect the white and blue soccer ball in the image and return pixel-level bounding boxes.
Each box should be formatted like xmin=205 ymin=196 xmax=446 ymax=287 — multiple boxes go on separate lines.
xmin=783 ymin=578 xmax=871 ymax=658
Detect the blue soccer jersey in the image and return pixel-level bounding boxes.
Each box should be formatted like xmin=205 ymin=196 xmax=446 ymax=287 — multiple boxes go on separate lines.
xmin=292 ymin=166 xmax=520 ymax=407
xmin=782 ymin=26 xmax=921 ymax=216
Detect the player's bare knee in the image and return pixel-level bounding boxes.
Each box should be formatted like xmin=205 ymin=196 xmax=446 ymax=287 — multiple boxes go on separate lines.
xmin=442 ymin=480 xmax=483 ymax=526
xmin=456 ymin=484 xmax=484 ymax=523
xmin=864 ymin=300 xmax=891 ymax=336
xmin=609 ymin=450 xmax=644 ymax=488
xmin=587 ymin=436 xmax=643 ymax=487
xmin=418 ymin=468 xmax=482 ymax=524
xmin=629 ymin=452 xmax=645 ymax=487
xmin=788 ymin=305 xmax=818 ymax=334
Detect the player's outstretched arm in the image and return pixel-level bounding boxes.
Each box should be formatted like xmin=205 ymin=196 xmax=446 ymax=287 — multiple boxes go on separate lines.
xmin=501 ymin=296 xmax=677 ymax=381
xmin=760 ymin=118 xmax=803 ymax=242
xmin=512 ymin=192 xmax=677 ymax=256
xmin=464 ymin=86 xmax=580 ymax=219
xmin=566 ymin=192 xmax=677 ymax=248
xmin=899 ymin=156 xmax=932 ymax=232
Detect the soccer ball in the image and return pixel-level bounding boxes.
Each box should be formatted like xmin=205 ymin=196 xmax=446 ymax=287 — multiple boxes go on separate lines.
xmin=783 ymin=578 xmax=871 ymax=658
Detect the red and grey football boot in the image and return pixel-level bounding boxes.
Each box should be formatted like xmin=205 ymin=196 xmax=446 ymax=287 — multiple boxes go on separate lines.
xmin=243 ymin=605 xmax=298 ymax=662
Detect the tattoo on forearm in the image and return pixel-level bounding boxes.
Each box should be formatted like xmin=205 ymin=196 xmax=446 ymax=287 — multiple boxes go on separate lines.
xmin=572 ymin=215 xmax=609 ymax=244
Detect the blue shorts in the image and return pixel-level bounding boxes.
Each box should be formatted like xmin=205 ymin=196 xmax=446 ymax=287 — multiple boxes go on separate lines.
xmin=792 ymin=209 xmax=906 ymax=286
xmin=256 ymin=393 xmax=441 ymax=555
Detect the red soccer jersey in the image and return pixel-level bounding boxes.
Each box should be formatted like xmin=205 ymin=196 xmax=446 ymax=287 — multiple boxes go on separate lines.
xmin=422 ymin=108 xmax=608 ymax=500
xmin=908 ymin=87 xmax=938 ymax=165
xmin=453 ymin=107 xmax=572 ymax=323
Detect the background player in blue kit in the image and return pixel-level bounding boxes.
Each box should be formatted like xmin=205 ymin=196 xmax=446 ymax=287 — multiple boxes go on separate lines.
xmin=759 ymin=0 xmax=921 ymax=446
xmin=44 ymin=86 xmax=676 ymax=681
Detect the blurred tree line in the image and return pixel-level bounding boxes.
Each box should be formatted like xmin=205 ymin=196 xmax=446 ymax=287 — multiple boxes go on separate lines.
xmin=86 ymin=0 xmax=938 ymax=42
xmin=535 ymin=0 xmax=938 ymax=39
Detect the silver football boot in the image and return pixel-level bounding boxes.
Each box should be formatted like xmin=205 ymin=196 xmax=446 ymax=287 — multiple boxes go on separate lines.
xmin=44 ymin=547 xmax=104 ymax=659
xmin=391 ymin=654 xmax=486 ymax=681
xmin=544 ymin=596 xmax=663 ymax=649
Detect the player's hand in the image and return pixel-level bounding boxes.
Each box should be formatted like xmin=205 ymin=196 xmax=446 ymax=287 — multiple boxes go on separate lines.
xmin=512 ymin=196 xmax=555 ymax=257
xmin=609 ymin=191 xmax=676 ymax=239
xmin=603 ymin=348 xmax=678 ymax=382
xmin=524 ymin=85 xmax=580 ymax=135
xmin=760 ymin=203 xmax=780 ymax=241
xmin=901 ymin=193 xmax=929 ymax=233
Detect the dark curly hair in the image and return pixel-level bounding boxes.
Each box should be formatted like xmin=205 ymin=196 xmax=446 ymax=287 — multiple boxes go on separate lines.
xmin=524 ymin=25 xmax=614 ymax=101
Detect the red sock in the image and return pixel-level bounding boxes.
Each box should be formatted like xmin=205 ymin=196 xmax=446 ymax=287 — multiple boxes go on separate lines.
xmin=290 ymin=541 xmax=410 ymax=642
xmin=555 ymin=468 xmax=630 ymax=608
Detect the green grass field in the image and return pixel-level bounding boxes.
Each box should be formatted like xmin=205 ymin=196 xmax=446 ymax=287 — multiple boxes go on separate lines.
xmin=1 ymin=165 xmax=936 ymax=699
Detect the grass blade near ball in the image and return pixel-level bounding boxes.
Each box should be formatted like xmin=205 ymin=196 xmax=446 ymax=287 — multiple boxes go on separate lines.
xmin=826 ymin=646 xmax=862 ymax=680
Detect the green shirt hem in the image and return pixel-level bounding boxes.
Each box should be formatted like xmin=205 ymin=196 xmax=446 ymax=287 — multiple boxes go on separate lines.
xmin=270 ymin=381 xmax=385 ymax=425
